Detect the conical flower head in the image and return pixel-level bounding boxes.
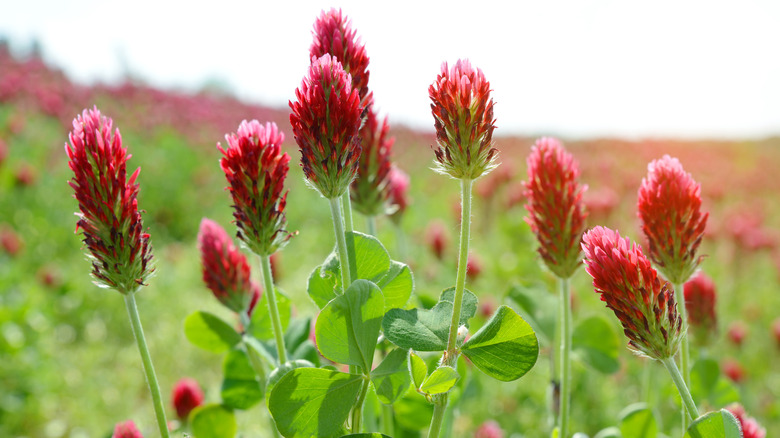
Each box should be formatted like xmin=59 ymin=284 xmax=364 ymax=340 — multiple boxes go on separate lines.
xmin=218 ymin=120 xmax=292 ymax=256
xmin=197 ymin=218 xmax=256 ymax=314
xmin=310 ymin=8 xmax=371 ymax=105
xmin=386 ymin=165 xmax=410 ymax=224
xmin=351 ymin=107 xmax=394 ymax=216
xmin=523 ymin=137 xmax=588 ymax=279
xmin=429 ymin=59 xmax=497 ymax=180
xmin=290 ymin=54 xmax=363 ymax=199
xmin=582 ymin=226 xmax=684 ymax=360
xmin=684 ymin=272 xmax=717 ymax=346
xmin=65 ymin=107 xmax=153 ymax=294
xmin=638 ymin=155 xmax=708 ymax=284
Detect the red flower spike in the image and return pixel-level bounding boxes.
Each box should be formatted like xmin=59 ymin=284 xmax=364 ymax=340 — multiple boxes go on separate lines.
xmin=684 ymin=272 xmax=717 ymax=346
xmin=638 ymin=155 xmax=708 ymax=284
xmin=351 ymin=107 xmax=395 ymax=216
xmin=722 ymin=358 xmax=745 ymax=383
xmin=197 ymin=218 xmax=256 ymax=314
xmin=466 ymin=253 xmax=483 ymax=282
xmin=727 ymin=321 xmax=747 ymax=347
xmin=475 ymin=420 xmax=504 ymax=438
xmin=290 ymin=54 xmax=363 ymax=199
xmin=427 ymin=221 xmax=448 ymax=261
xmin=112 ymin=420 xmax=143 ymax=438
xmin=386 ymin=165 xmax=410 ymax=224
xmin=524 ymin=138 xmax=588 ymax=279
xmin=429 ymin=59 xmax=498 ymax=180
xmin=218 ymin=120 xmax=292 ymax=256
xmin=65 ymin=107 xmax=154 ymax=294
xmin=582 ymin=226 xmax=683 ymax=360
xmin=310 ymin=8 xmax=371 ymax=106
xmin=172 ymin=378 xmax=204 ymax=420
xmin=727 ymin=404 xmax=767 ymax=438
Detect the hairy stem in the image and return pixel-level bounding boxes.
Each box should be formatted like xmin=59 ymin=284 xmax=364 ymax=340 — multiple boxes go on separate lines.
xmin=342 ymin=192 xmax=354 ymax=237
xmin=261 ymin=254 xmax=288 ymax=364
xmin=558 ymin=276 xmax=572 ymax=438
xmin=674 ymin=280 xmax=691 ymax=430
xmin=329 ymin=197 xmax=352 ymax=292
xmin=427 ymin=399 xmax=448 ymax=438
xmin=661 ymin=356 xmax=699 ymax=422
xmin=124 ymin=292 xmax=170 ymax=438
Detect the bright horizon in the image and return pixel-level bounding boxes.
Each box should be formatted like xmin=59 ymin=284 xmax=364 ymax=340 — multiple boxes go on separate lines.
xmin=3 ymin=0 xmax=780 ymax=139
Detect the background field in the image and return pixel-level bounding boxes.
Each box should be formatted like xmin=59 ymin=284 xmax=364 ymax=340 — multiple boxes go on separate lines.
xmin=1 ymin=46 xmax=778 ymax=437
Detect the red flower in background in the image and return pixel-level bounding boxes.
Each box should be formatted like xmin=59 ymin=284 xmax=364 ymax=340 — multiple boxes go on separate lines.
xmin=310 ymin=8 xmax=371 ymax=105
xmin=429 ymin=59 xmax=497 ymax=180
xmin=65 ymin=107 xmax=153 ymax=293
xmin=197 ymin=218 xmax=256 ymax=314
xmin=524 ymin=138 xmax=588 ymax=279
xmin=475 ymin=420 xmax=504 ymax=438
xmin=351 ymin=107 xmax=395 ymax=216
xmin=727 ymin=322 xmax=747 ymax=347
xmin=218 ymin=120 xmax=292 ymax=256
xmin=466 ymin=253 xmax=483 ymax=282
xmin=112 ymin=420 xmax=143 ymax=438
xmin=427 ymin=221 xmax=449 ymax=261
xmin=684 ymin=272 xmax=717 ymax=346
xmin=637 ymin=155 xmax=708 ymax=284
xmin=171 ymin=378 xmax=204 ymax=421
xmin=726 ymin=404 xmax=766 ymax=438
xmin=723 ymin=358 xmax=745 ymax=383
xmin=582 ymin=226 xmax=683 ymax=360
xmin=772 ymin=318 xmax=780 ymax=348
xmin=290 ymin=54 xmax=363 ymax=199
xmin=386 ymin=165 xmax=410 ymax=224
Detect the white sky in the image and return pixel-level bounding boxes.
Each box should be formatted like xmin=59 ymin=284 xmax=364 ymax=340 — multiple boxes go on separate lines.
xmin=2 ymin=0 xmax=780 ymax=139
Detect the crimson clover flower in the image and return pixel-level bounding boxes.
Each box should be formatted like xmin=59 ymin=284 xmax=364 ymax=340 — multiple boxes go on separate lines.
xmin=429 ymin=59 xmax=497 ymax=180
xmin=638 ymin=155 xmax=708 ymax=284
xmin=386 ymin=165 xmax=410 ymax=224
xmin=218 ymin=120 xmax=292 ymax=256
xmin=727 ymin=404 xmax=766 ymax=438
xmin=684 ymin=272 xmax=717 ymax=346
xmin=197 ymin=218 xmax=257 ymax=314
xmin=172 ymin=377 xmax=204 ymax=421
xmin=582 ymin=226 xmax=684 ymax=360
xmin=523 ymin=137 xmax=588 ymax=279
xmin=290 ymin=54 xmax=363 ymax=199
xmin=112 ymin=420 xmax=143 ymax=438
xmin=310 ymin=8 xmax=371 ymax=106
xmin=65 ymin=107 xmax=153 ymax=294
xmin=351 ymin=107 xmax=394 ymax=216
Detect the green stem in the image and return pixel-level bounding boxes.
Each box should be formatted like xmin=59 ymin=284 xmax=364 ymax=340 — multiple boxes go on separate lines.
xmin=123 ymin=292 xmax=170 ymax=438
xmin=674 ymin=281 xmax=691 ymax=430
xmin=366 ymin=215 xmax=377 ymax=236
xmin=558 ymin=276 xmax=572 ymax=438
xmin=351 ymin=377 xmax=371 ymax=433
xmin=427 ymin=399 xmax=448 ymax=438
xmin=382 ymin=404 xmax=395 ymax=437
xmin=661 ymin=356 xmax=699 ymax=422
xmin=428 ymin=178 xmax=473 ymax=438
xmin=342 ymin=192 xmax=354 ymax=236
xmin=260 ymin=255 xmax=287 ymax=364
xmin=329 ymin=197 xmax=352 ymax=292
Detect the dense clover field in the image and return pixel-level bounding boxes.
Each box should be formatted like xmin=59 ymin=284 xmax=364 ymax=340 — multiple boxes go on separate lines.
xmin=0 ymin=41 xmax=779 ymax=437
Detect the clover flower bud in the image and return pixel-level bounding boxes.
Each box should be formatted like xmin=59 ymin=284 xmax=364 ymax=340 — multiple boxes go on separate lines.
xmin=684 ymin=272 xmax=717 ymax=346
xmin=172 ymin=378 xmax=204 ymax=421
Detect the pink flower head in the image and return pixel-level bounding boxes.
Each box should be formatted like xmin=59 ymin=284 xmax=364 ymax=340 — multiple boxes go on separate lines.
xmin=112 ymin=420 xmax=143 ymax=438
xmin=310 ymin=8 xmax=371 ymax=105
xmin=466 ymin=253 xmax=483 ymax=282
xmin=351 ymin=107 xmax=395 ymax=216
xmin=524 ymin=138 xmax=588 ymax=279
xmin=290 ymin=54 xmax=363 ymax=199
xmin=66 ymin=107 xmax=153 ymax=294
xmin=427 ymin=221 xmax=449 ymax=260
xmin=386 ymin=165 xmax=410 ymax=224
xmin=429 ymin=59 xmax=497 ymax=180
xmin=197 ymin=218 xmax=256 ymax=314
xmin=727 ymin=321 xmax=747 ymax=347
xmin=723 ymin=358 xmax=745 ymax=383
xmin=637 ymin=155 xmax=708 ymax=284
xmin=684 ymin=272 xmax=717 ymax=346
xmin=582 ymin=226 xmax=683 ymax=360
xmin=475 ymin=420 xmax=504 ymax=438
xmin=726 ymin=404 xmax=766 ymax=438
xmin=218 ymin=120 xmax=292 ymax=256
xmin=172 ymin=377 xmax=204 ymax=420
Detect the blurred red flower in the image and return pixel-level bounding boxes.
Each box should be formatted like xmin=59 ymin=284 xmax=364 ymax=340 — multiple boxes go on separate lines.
xmin=171 ymin=378 xmax=204 ymax=421
xmin=112 ymin=420 xmax=143 ymax=438
xmin=684 ymin=272 xmax=717 ymax=346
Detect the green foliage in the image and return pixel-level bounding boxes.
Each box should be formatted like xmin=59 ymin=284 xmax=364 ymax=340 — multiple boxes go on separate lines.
xmin=268 ymin=368 xmax=362 ymax=438
xmin=370 ymin=348 xmax=411 ymax=405
xmin=618 ymin=403 xmax=658 ymax=438
xmin=420 ymin=366 xmax=459 ymax=396
xmin=409 ymin=352 xmax=427 ymax=390
xmin=190 ymin=404 xmax=237 ymax=438
xmin=184 ymin=311 xmax=241 ymax=353
xmin=571 ymin=315 xmax=620 ymax=374
xmin=507 ymin=283 xmax=556 ymax=344
xmin=249 ymin=289 xmax=292 ymax=341
xmin=382 ymin=288 xmax=478 ymax=351
xmin=690 ymin=358 xmax=740 ymax=407
xmin=461 ymin=305 xmax=539 ymax=381
xmin=684 ymin=409 xmax=742 ymax=438
xmin=315 ymin=279 xmax=384 ymax=370
xmin=220 ymin=347 xmax=264 ymax=410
